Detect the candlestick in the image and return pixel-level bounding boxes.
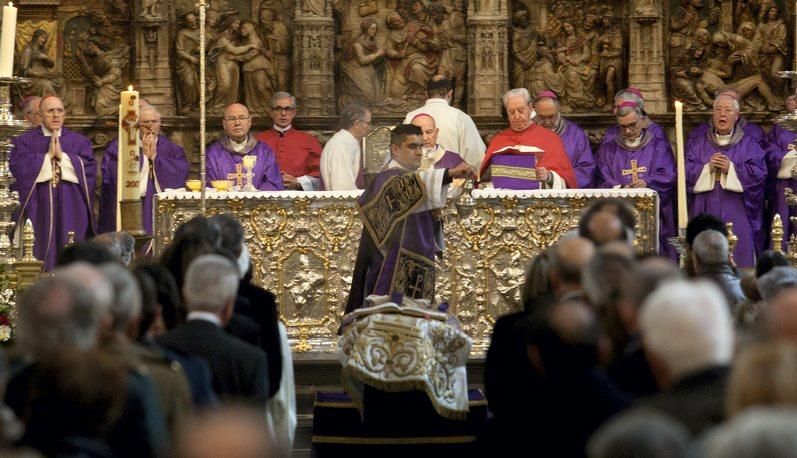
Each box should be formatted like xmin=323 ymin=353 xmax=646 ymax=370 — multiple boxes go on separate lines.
xmin=0 ymin=2 xmax=17 ymax=78
xmin=674 ymin=101 xmax=687 ymax=229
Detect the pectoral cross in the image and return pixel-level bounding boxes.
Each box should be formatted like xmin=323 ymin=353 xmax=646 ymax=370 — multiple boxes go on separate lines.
xmin=50 ymin=135 xmax=61 ymax=188
xmin=621 ymin=160 xmax=647 ymax=182
xmin=227 ymin=163 xmax=244 ymax=189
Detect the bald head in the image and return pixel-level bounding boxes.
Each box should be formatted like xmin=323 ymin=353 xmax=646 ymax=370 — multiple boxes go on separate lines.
xmin=222 ymin=103 xmax=252 ymax=142
xmin=587 ymin=211 xmax=625 ymax=246
xmin=550 ymin=236 xmax=595 ymax=294
xmin=40 ymin=96 xmax=65 ymax=131
xmin=410 ymin=114 xmax=439 ymax=148
xmin=768 ymin=287 xmax=797 ymax=342
xmin=176 ymin=406 xmax=275 ymax=458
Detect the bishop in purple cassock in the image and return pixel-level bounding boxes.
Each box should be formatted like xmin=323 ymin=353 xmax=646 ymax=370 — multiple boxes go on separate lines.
xmin=600 ymin=88 xmax=667 ymax=148
xmin=207 ymin=103 xmax=283 ymax=191
xmin=766 ymin=119 xmax=797 ymax=250
xmin=686 ymin=94 xmax=766 ymax=268
xmin=533 ymin=91 xmax=595 ymax=188
xmin=10 ymin=96 xmax=96 ymax=271
xmin=99 ymin=105 xmax=189 ymax=237
xmin=596 ymin=102 xmax=677 ymax=259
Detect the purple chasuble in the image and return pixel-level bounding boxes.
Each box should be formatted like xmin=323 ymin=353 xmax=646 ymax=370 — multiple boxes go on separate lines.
xmin=206 ymin=136 xmax=284 ymax=191
xmin=596 ymin=129 xmax=678 ymax=260
xmin=766 ymin=124 xmax=797 ymax=250
xmin=11 ymin=127 xmax=96 ymax=271
xmin=345 ymin=167 xmax=439 ymax=313
xmin=686 ymin=122 xmax=767 ymax=268
xmin=434 ymin=150 xmax=465 ymax=169
xmin=99 ymin=135 xmax=190 ymax=236
xmin=602 ymin=119 xmax=666 ymax=147
xmin=555 ymin=119 xmax=596 ymax=188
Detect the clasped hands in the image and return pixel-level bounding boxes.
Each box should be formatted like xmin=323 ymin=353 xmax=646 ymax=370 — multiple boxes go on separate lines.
xmin=142 ymin=132 xmax=157 ymax=160
xmin=48 ymin=134 xmax=62 ymax=160
xmin=710 ymin=152 xmax=730 ymax=174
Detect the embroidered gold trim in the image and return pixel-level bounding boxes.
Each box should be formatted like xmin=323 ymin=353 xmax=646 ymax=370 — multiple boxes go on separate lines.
xmin=490 ymin=164 xmax=538 ymax=180
xmin=391 ymin=248 xmax=435 ymax=300
xmin=360 ymin=172 xmax=426 ymax=247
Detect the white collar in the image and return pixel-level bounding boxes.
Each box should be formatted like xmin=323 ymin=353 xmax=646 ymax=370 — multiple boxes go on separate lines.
xmin=626 ymin=134 xmax=643 ymax=148
xmin=186 ymin=311 xmax=222 ymax=327
xmin=425 ymin=98 xmax=450 ymax=106
xmin=715 ymin=129 xmax=733 ymax=146
xmin=230 ymin=135 xmax=249 ymax=153
xmin=273 ymin=125 xmax=291 ymax=134
xmin=41 ymin=126 xmax=61 ymax=137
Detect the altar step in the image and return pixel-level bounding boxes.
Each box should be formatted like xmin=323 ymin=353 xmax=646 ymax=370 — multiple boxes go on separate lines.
xmin=290 ymin=353 xmax=486 ymax=457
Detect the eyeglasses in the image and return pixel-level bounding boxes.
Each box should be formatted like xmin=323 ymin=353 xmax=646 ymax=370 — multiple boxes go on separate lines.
xmin=224 ymin=115 xmax=252 ymax=123
xmin=618 ymin=121 xmax=639 ymax=131
xmin=272 ymin=106 xmax=296 ymax=114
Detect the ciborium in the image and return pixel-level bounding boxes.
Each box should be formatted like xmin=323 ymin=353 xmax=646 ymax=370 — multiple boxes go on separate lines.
xmin=0 ymin=77 xmax=30 ymax=261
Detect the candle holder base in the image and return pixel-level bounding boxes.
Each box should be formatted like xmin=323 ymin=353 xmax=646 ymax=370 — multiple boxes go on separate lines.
xmin=668 ymin=229 xmax=688 ymax=269
xmin=119 ymin=199 xmax=152 ymax=252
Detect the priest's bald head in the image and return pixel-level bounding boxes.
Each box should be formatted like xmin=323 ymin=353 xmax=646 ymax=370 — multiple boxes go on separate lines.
xmin=222 ymin=103 xmax=252 ymax=142
xmin=502 ymin=88 xmax=533 ymax=132
xmin=40 ymin=96 xmax=66 ymax=132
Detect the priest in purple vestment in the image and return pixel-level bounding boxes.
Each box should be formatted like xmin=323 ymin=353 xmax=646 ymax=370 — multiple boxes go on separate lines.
xmin=600 ymin=88 xmax=666 ymax=146
xmin=345 ymin=124 xmax=474 ymax=314
xmin=99 ymin=105 xmax=190 ymax=237
xmin=686 ymin=93 xmax=767 ymax=268
xmin=10 ymin=96 xmax=96 ymax=271
xmin=766 ymin=95 xmax=797 ymax=250
xmin=533 ymin=90 xmax=595 ymax=188
xmin=596 ymin=102 xmax=677 ymax=259
xmin=206 ymin=103 xmax=283 ymax=191
xmin=687 ymin=90 xmax=765 ymax=148
xmin=409 ymin=113 xmax=465 ymax=170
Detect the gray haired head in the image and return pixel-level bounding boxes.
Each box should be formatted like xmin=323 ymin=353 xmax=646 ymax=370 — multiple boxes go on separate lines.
xmin=758 ymin=266 xmax=797 ymax=302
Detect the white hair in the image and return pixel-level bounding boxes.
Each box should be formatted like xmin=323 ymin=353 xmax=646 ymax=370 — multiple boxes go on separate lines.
xmin=614 ymin=90 xmax=645 ymax=111
xmin=693 ymin=229 xmax=729 ymax=266
xmin=183 ymin=254 xmax=240 ymax=312
xmin=757 ymin=267 xmax=797 ymax=302
xmin=99 ymin=263 xmax=142 ymax=332
xmin=713 ymin=94 xmax=740 ymax=112
xmin=702 ymin=408 xmax=797 ymax=458
xmin=502 ymin=88 xmax=531 ymax=107
xmin=587 ymin=408 xmax=690 ymax=458
xmin=616 ymin=105 xmax=642 ymax=120
xmin=639 ymin=279 xmax=733 ymax=379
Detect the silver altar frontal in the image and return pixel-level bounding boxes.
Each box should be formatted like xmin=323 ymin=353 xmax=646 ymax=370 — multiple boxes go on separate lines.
xmin=154 ymin=188 xmax=659 ymax=355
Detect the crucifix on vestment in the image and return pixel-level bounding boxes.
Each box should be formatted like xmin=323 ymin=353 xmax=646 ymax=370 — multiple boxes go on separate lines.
xmin=621 ymin=160 xmax=647 ymax=182
xmin=228 ymin=163 xmax=244 ymax=189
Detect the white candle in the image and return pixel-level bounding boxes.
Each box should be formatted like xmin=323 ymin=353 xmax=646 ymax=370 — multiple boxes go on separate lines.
xmin=675 ymin=101 xmax=687 ymax=229
xmin=118 ymin=86 xmax=141 ymax=203
xmin=0 ymin=2 xmax=17 ymax=78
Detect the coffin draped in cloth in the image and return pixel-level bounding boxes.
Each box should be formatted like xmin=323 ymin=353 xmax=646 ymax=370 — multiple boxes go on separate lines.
xmin=338 ymin=295 xmax=472 ymax=420
xmin=479 ymin=145 xmax=544 ymax=189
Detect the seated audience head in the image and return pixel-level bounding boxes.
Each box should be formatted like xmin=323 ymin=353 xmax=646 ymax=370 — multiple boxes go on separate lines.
xmin=134 ymin=263 xmax=183 ymax=332
xmin=162 ymin=215 xmax=222 ymax=289
xmin=340 ymin=102 xmax=371 ymax=140
xmin=271 ymin=91 xmax=297 ymax=129
xmin=131 ymin=267 xmax=159 ymax=339
xmin=726 ymin=341 xmax=797 ymax=417
xmin=502 ymin=88 xmax=533 ymax=132
xmin=427 ymin=75 xmax=454 ymax=101
xmin=21 ymin=95 xmax=42 ymax=127
xmin=532 ymin=90 xmax=561 ymax=131
xmin=639 ymin=280 xmax=733 ymax=388
xmin=702 ymin=408 xmax=797 ymax=458
xmin=756 ymin=250 xmax=790 ymax=279
xmin=583 ymin=249 xmax=636 ymax=351
xmin=222 ymin=103 xmax=252 ymax=142
xmin=587 ymin=409 xmax=690 ymax=458
xmin=757 ymin=266 xmax=797 ymax=302
xmin=182 ymin=254 xmax=240 ymax=324
xmin=210 ymin=213 xmax=250 ymax=278
xmin=521 ymin=248 xmax=553 ymax=311
xmin=56 ymin=240 xmax=116 ymax=267
xmin=692 ymin=229 xmax=731 ymax=272
xmin=686 ymin=213 xmax=728 ymax=248
xmin=617 ymin=258 xmax=682 ymax=335
xmin=527 ymin=300 xmax=599 ymax=376
xmin=578 ymin=199 xmax=636 ymax=244
xmin=549 ymin=236 xmax=595 ymax=296
xmin=93 ymin=231 xmax=135 ymax=266
xmin=389 ymin=123 xmax=424 ymax=171
xmin=175 ymin=406 xmax=274 ymax=458
xmin=766 ymin=283 xmax=797 ymax=342
xmin=99 ymin=263 xmax=143 ymax=336
xmin=17 ymin=263 xmax=112 ymax=357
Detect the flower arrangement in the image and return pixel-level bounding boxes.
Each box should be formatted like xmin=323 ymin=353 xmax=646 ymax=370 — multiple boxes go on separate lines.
xmin=0 ymin=265 xmax=15 ymax=341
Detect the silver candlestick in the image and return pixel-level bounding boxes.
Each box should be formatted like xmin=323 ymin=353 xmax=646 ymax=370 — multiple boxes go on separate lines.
xmin=0 ymin=77 xmax=30 ymax=262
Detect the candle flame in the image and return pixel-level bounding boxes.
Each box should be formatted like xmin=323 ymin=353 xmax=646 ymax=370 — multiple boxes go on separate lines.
xmin=128 ymin=85 xmax=133 ymax=91
xmin=8 ymin=2 xmax=12 ymax=7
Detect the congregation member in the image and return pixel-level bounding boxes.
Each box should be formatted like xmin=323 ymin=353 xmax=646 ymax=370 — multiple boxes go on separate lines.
xmin=600 ymin=87 xmax=666 ymax=145
xmin=345 ymin=124 xmax=473 ymax=312
xmin=595 ymin=102 xmax=677 ymax=259
xmin=691 ymin=230 xmax=746 ymax=309
xmin=409 ymin=113 xmax=464 ymax=170
xmin=686 ymin=92 xmax=767 ymax=268
xmin=10 ymin=96 xmax=95 ymax=271
xmin=20 ymin=95 xmax=42 ymax=128
xmin=320 ymin=102 xmax=370 ymax=191
xmin=404 ymin=75 xmax=486 ymax=169
xmin=533 ymin=90 xmax=596 ymax=188
xmin=766 ymin=95 xmax=797 ymax=250
xmin=99 ymin=104 xmax=189 ymax=236
xmin=256 ymin=92 xmax=322 ymax=191
xmin=206 ymin=103 xmax=283 ymax=191
xmin=481 ymin=88 xmax=576 ymax=189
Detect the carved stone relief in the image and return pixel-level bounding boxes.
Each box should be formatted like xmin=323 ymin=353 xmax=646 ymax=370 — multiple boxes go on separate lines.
xmin=15 ymin=21 xmax=63 ymax=100
xmin=510 ymin=1 xmax=626 ymax=113
xmin=668 ymin=0 xmax=789 ymax=112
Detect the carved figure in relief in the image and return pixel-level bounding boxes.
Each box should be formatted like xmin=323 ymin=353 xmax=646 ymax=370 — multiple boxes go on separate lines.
xmin=754 ymin=4 xmax=786 ymax=93
xmin=511 ymin=10 xmax=537 ymax=92
xmin=259 ymin=8 xmax=291 ymax=92
xmin=734 ymin=0 xmax=762 ymax=25
xmin=77 ymin=38 xmax=129 ymax=116
xmin=555 ymin=21 xmax=595 ymax=110
xmin=595 ymin=11 xmax=622 ymax=111
xmin=303 ymin=0 xmax=325 ymax=15
xmin=140 ymin=0 xmax=161 ymax=19
xmin=18 ymin=29 xmax=63 ymax=99
xmin=286 ymin=254 xmax=325 ymax=318
xmin=728 ymin=21 xmax=759 ymax=78
xmin=238 ymin=21 xmax=275 ymax=115
xmin=384 ymin=11 xmax=438 ymax=101
xmin=671 ymin=43 xmax=710 ymax=111
xmin=528 ymin=40 xmax=566 ymax=103
xmin=669 ymin=0 xmax=719 ymax=66
xmin=208 ymin=13 xmax=257 ymax=113
xmin=175 ymin=12 xmax=201 ymax=114
xmin=340 ymin=18 xmax=386 ymax=107
xmin=429 ymin=3 xmax=467 ymax=107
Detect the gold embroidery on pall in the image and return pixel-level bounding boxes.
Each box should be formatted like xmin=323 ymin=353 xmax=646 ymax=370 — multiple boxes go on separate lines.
xmin=490 ymin=165 xmax=538 ymax=180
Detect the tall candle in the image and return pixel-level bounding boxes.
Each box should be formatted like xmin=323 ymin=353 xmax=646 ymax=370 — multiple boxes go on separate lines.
xmin=675 ymin=101 xmax=687 ymax=229
xmin=118 ymin=86 xmax=140 ymax=203
xmin=0 ymin=2 xmax=17 ymax=77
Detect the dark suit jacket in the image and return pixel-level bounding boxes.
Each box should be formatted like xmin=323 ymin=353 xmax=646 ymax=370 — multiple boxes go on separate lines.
xmin=141 ymin=339 xmax=219 ymax=408
xmin=156 ymin=319 xmax=269 ymax=404
xmin=226 ymin=312 xmax=262 ymax=348
xmin=236 ymin=281 xmax=282 ymax=397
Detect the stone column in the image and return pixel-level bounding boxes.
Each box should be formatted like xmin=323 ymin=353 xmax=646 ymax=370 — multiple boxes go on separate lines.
xmin=292 ymin=0 xmax=336 ymax=116
xmin=466 ymin=0 xmax=509 ymax=116
xmin=133 ymin=1 xmax=174 ymax=116
xmin=627 ymin=1 xmax=667 ymax=114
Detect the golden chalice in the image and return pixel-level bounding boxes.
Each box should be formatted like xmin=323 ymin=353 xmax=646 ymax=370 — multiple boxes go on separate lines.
xmin=211 ymin=179 xmax=233 ymax=192
xmin=185 ymin=179 xmax=201 ymax=192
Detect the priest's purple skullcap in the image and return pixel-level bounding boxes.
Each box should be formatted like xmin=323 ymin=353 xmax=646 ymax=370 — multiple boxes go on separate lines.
xmin=535 ymin=90 xmax=558 ymax=100
xmin=625 ymin=87 xmax=644 ymax=100
xmin=617 ymin=100 xmax=639 ymax=109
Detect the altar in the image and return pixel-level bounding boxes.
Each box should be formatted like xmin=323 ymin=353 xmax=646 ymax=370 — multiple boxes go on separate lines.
xmin=153 ymin=188 xmax=659 ymax=355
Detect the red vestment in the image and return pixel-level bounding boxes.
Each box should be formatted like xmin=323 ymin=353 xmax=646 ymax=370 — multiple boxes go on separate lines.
xmin=480 ymin=123 xmax=577 ymax=188
xmin=256 ymin=128 xmax=322 ymax=178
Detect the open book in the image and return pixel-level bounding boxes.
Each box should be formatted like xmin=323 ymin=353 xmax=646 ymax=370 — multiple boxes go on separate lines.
xmin=492 ymin=145 xmax=545 ymax=155
xmin=348 ymin=302 xmax=449 ymax=322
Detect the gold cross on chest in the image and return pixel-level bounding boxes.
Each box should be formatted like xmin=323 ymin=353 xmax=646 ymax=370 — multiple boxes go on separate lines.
xmin=621 ymin=160 xmax=647 ymax=182
xmin=227 ymin=163 xmax=244 ymax=189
